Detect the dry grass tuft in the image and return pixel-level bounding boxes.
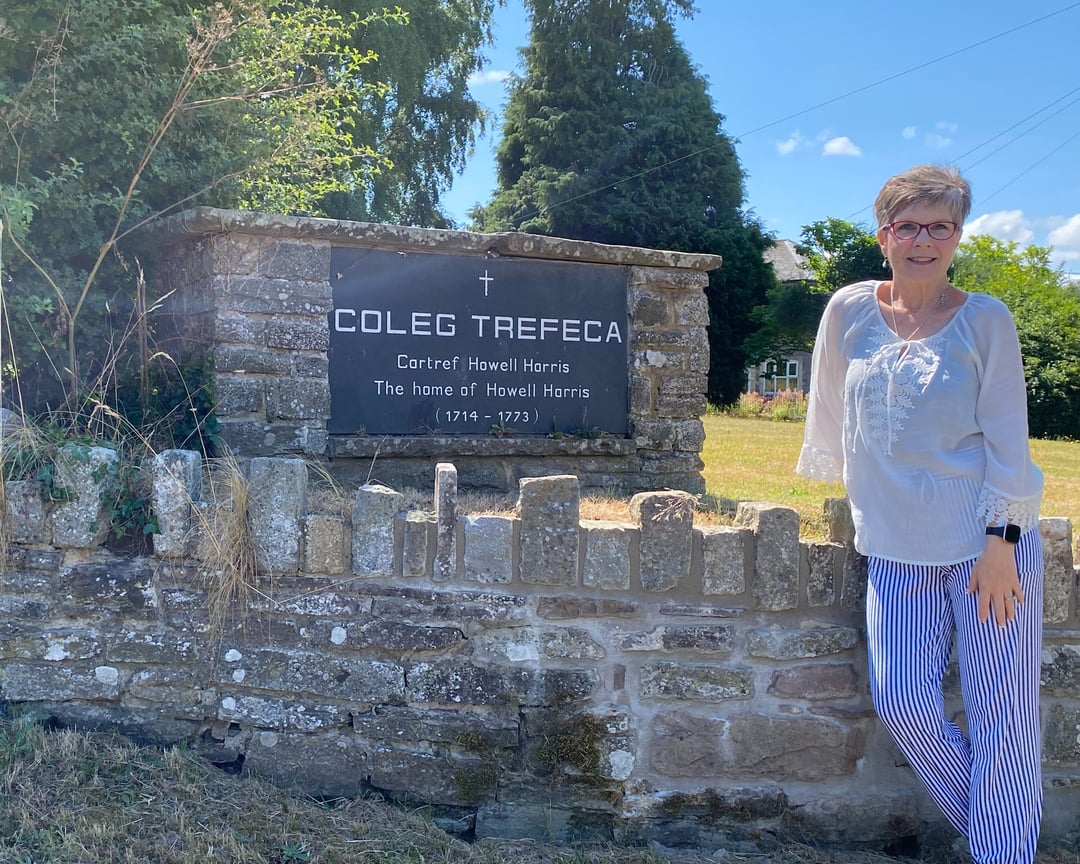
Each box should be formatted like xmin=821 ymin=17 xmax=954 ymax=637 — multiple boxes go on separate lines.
xmin=306 ymin=460 xmax=351 ymax=518
xmin=452 ymin=489 xmax=520 ymax=518
xmin=646 ymin=494 xmax=697 ymax=524
xmin=0 ymin=413 xmax=54 ymax=573
xmin=195 ymin=448 xmax=263 ymax=634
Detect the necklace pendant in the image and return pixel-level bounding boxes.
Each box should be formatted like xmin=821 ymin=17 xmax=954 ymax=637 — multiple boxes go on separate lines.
xmin=889 ymin=284 xmax=949 ymax=341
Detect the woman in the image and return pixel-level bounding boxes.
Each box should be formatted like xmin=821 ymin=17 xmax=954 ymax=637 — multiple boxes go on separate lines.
xmin=797 ymin=164 xmax=1044 ymax=864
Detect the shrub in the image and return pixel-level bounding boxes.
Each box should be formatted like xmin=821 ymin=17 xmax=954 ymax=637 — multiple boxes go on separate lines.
xmin=721 ymin=390 xmax=807 ymax=421
xmin=767 ymin=389 xmax=808 ymax=421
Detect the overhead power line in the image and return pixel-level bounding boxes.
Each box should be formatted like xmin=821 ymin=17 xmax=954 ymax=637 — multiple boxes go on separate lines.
xmin=952 ymin=86 xmax=1080 ymax=164
xmin=844 ymin=117 xmax=1080 ymax=265
xmin=979 ymin=126 xmax=1080 ymax=208
xmin=730 ymin=2 xmax=1080 ymax=141
xmin=961 ymin=90 xmax=1080 ymax=171
xmin=521 ymin=1 xmax=1080 ymax=222
xmin=844 ymin=87 xmax=1080 ymax=225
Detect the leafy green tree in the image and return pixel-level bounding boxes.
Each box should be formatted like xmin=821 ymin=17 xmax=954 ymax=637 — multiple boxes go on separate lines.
xmin=798 ymin=217 xmax=883 ymax=290
xmin=319 ymin=0 xmax=499 ymax=227
xmin=952 ymin=236 xmax=1080 ymax=440
xmin=742 ymin=273 xmax=824 ymax=367
xmin=475 ymin=0 xmax=775 ymax=405
xmin=0 ymin=0 xmax=396 ymax=412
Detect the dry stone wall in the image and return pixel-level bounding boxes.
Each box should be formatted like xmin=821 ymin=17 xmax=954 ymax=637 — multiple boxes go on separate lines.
xmin=2 ymin=451 xmax=1079 ymax=854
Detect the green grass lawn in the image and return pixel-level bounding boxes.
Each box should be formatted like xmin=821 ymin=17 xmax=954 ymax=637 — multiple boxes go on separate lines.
xmin=702 ymin=413 xmax=1080 ymax=541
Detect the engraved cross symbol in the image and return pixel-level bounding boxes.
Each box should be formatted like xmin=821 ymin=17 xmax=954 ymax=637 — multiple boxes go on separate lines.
xmin=479 ymin=270 xmax=494 ymax=296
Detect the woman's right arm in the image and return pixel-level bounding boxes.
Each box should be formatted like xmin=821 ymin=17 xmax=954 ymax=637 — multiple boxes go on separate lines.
xmin=795 ymin=288 xmax=852 ymax=483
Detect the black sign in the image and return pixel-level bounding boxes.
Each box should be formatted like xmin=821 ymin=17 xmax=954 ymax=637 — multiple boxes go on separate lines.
xmin=329 ymin=248 xmax=629 ymax=436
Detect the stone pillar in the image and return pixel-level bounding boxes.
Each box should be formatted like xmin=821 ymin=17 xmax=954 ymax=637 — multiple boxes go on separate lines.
xmin=735 ymin=501 xmax=800 ymax=611
xmin=434 ymin=462 xmax=457 ymax=582
xmin=823 ymin=497 xmax=867 ymax=613
xmin=51 ymin=444 xmax=119 ymax=548
xmin=403 ymin=511 xmax=433 ymax=578
xmin=632 ymin=490 xmax=695 ymax=591
xmin=463 ymin=515 xmax=515 ymax=584
xmin=302 ymin=514 xmax=347 ymax=575
xmin=805 ymin=541 xmax=843 ymax=607
xmin=352 ymin=483 xmax=404 ymax=577
xmin=582 ymin=520 xmax=634 ymax=590
xmin=150 ymin=449 xmax=203 ymax=558
xmin=700 ymin=525 xmax=752 ymax=597
xmin=248 ymin=457 xmax=307 ymax=574
xmin=3 ymin=480 xmax=48 ymax=544
xmin=518 ymin=475 xmax=580 ymax=586
xmin=1041 ymin=517 xmax=1075 ymax=624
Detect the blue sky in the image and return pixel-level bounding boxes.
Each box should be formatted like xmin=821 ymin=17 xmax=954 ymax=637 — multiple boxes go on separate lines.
xmin=441 ymin=0 xmax=1080 ymax=277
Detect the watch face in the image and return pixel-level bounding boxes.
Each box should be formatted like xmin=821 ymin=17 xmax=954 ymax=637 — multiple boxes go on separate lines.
xmin=1004 ymin=524 xmax=1022 ymax=544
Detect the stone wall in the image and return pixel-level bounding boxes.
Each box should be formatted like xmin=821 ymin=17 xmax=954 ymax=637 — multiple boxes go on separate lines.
xmin=3 ymin=449 xmax=1079 ymax=855
xmin=147 ymin=208 xmax=721 ymax=496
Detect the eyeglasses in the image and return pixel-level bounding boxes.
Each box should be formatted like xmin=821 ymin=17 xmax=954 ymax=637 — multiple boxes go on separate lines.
xmin=885 ymin=220 xmax=959 ymax=241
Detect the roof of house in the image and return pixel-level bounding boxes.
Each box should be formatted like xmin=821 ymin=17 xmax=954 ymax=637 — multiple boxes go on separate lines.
xmin=764 ymin=239 xmax=813 ymax=283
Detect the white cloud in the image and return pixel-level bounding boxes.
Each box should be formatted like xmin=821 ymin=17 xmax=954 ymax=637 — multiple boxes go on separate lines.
xmin=822 ymin=136 xmax=861 ymax=157
xmin=776 ymin=130 xmax=804 ymax=156
xmin=1048 ymin=214 xmax=1080 ymax=247
xmin=777 ymin=129 xmax=863 ymax=157
xmin=964 ymin=210 xmax=1034 ymax=244
xmin=925 ymin=122 xmax=957 ymax=149
xmin=963 ymin=212 xmax=1080 ymax=276
xmin=1048 ymin=214 xmax=1080 ymax=277
xmin=1054 ymin=250 xmax=1080 ymax=279
xmin=468 ymin=69 xmax=511 ymax=86
xmin=902 ymin=126 xmax=917 ymax=140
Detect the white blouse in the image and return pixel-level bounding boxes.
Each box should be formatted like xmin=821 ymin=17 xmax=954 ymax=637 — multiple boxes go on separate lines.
xmin=797 ymin=280 xmax=1042 ymax=565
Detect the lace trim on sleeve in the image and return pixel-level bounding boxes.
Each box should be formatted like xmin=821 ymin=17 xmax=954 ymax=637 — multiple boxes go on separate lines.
xmin=977 ymin=488 xmax=1041 ymax=533
xmin=796 ymin=446 xmax=843 ymax=484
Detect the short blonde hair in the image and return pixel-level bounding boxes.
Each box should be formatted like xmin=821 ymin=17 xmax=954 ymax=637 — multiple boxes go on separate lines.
xmin=874 ymin=164 xmax=971 ymax=227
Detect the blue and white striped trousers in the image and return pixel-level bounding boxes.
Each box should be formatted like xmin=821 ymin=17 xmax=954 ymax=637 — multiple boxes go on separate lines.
xmin=866 ymin=530 xmax=1043 ymax=864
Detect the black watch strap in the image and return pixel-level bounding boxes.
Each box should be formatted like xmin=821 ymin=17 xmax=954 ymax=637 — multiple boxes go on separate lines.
xmin=986 ymin=524 xmax=1022 ymax=544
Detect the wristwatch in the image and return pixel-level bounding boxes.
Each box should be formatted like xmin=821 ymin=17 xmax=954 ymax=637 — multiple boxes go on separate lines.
xmin=986 ymin=524 xmax=1022 ymax=544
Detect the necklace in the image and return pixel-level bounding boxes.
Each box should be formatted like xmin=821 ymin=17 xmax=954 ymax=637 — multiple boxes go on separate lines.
xmin=889 ymin=282 xmax=949 ymax=341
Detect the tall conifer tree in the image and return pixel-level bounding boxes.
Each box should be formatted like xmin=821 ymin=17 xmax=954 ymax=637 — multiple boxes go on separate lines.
xmin=477 ymin=0 xmax=776 ymax=403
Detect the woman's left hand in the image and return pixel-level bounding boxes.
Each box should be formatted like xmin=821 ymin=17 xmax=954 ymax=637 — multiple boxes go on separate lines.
xmin=967 ymin=536 xmax=1023 ymax=627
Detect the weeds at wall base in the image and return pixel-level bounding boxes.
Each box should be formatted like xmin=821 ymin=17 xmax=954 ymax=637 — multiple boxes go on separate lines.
xmin=537 ymin=714 xmax=607 ymax=781
xmin=7 ymin=715 xmax=1075 ymax=863
xmin=0 ymin=714 xmax=687 ymax=864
